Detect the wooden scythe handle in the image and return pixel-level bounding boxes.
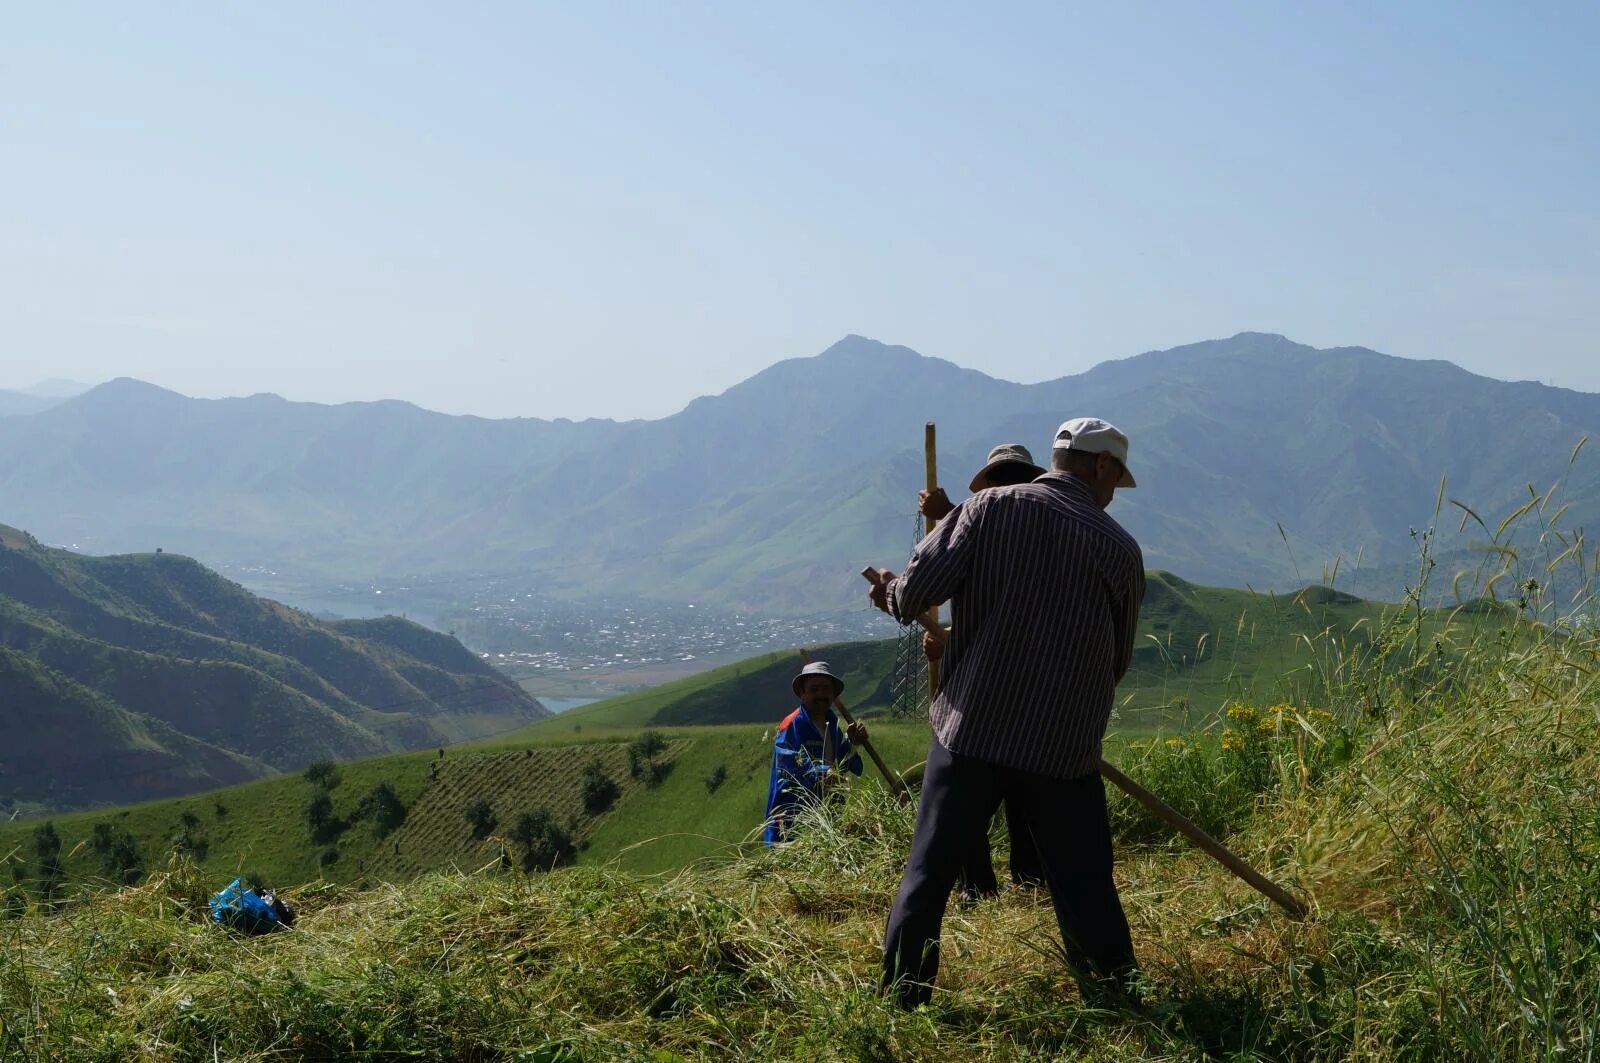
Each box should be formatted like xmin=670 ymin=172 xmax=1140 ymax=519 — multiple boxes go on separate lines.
xmin=923 ymin=421 xmax=940 ymax=697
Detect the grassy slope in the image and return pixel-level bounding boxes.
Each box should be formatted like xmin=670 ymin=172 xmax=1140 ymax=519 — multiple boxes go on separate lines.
xmin=521 ymin=574 xmax=1416 ymax=738
xmin=0 ymin=532 xmax=546 ymax=810
xmin=512 ymin=637 xmax=897 ymax=737
xmin=2 ymin=577 xmax=1498 ymax=889
xmin=0 ymin=718 xmax=937 ymax=890
xmin=1 ymin=591 xmax=1592 ymax=1060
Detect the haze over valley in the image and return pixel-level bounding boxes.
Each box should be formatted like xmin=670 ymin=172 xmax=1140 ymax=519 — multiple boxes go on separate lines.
xmin=6 ymin=332 xmax=1597 ymax=639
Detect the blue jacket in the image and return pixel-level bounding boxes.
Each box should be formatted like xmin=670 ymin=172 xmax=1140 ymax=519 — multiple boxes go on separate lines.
xmin=763 ymin=705 xmax=862 ymax=845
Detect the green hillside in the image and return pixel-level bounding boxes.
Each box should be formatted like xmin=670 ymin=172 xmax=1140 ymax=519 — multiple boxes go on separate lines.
xmin=0 ymin=717 xmax=937 ymax=893
xmin=524 ymin=573 xmax=1431 ymax=737
xmin=0 ymin=574 xmax=1507 ymax=890
xmin=516 ymin=638 xmax=899 ymax=735
xmin=0 ymin=645 xmax=265 ymax=808
xmin=0 ymin=526 xmax=547 ymax=812
xmin=1 ymin=556 xmax=1592 ymax=1060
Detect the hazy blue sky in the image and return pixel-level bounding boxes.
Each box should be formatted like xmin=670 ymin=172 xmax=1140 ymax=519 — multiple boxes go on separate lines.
xmin=4 ymin=2 xmax=1596 ymax=418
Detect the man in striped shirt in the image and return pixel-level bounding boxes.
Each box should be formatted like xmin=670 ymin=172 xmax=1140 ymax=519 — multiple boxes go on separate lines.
xmin=867 ymin=416 xmax=1145 ymax=1009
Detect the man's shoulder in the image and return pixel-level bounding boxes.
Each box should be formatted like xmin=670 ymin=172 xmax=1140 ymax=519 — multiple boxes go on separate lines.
xmin=1091 ymin=506 xmax=1142 ymax=558
xmin=1001 ymin=478 xmax=1143 ymax=564
xmin=777 ymin=706 xmax=806 ymax=731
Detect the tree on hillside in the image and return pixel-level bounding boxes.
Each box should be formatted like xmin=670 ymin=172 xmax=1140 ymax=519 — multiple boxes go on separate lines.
xmin=170 ymin=824 xmax=209 ymax=861
xmin=509 ymin=809 xmax=575 ymax=873
xmin=464 ymin=798 xmax=497 ymax=839
xmin=629 ymin=731 xmax=667 ymax=763
xmin=32 ymin=822 xmax=64 ymax=899
xmin=580 ymin=762 xmax=619 ymax=814
xmin=627 ymin=731 xmax=670 ymax=782
xmin=704 ymin=764 xmax=728 ymax=793
xmin=354 ymin=782 xmax=407 ymax=839
xmin=306 ymin=791 xmax=342 ymax=843
xmin=32 ymin=822 xmax=60 ymax=862
xmin=91 ymin=822 xmax=144 ymax=885
xmin=303 ymin=762 xmax=341 ymax=790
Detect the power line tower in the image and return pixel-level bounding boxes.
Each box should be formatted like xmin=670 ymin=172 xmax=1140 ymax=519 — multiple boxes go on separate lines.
xmin=889 ymin=510 xmax=932 ymax=718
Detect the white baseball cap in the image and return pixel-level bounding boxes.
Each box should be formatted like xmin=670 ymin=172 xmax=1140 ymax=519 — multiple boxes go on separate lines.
xmin=1053 ymin=417 xmax=1136 ymax=488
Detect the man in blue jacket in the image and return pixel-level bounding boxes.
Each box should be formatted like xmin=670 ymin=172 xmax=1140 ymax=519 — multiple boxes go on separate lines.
xmin=763 ymin=661 xmax=869 ymax=844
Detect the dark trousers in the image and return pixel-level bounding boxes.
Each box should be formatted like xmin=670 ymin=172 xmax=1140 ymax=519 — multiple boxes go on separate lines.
xmin=1004 ymin=794 xmax=1046 ymax=886
xmin=954 ymin=794 xmax=1046 ymax=897
xmin=881 ymin=737 xmax=1135 ymax=1007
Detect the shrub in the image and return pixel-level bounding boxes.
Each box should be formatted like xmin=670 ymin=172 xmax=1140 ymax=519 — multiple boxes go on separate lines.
xmin=580 ymin=762 xmax=619 ymax=815
xmin=91 ymin=822 xmax=144 ymax=885
xmin=464 ymin=798 xmax=497 ymax=839
xmin=319 ymin=847 xmax=339 ymax=867
xmin=32 ymin=823 xmax=64 ymax=898
xmin=509 ymin=809 xmax=575 ymax=873
xmin=306 ymin=791 xmax=343 ymax=843
xmin=704 ymin=764 xmax=728 ymax=794
xmin=640 ymin=758 xmax=673 ymax=788
xmin=628 ymin=731 xmax=672 ymax=782
xmin=31 ymin=822 xmax=60 ymax=863
xmin=170 ymin=827 xmax=208 ymax=862
xmin=630 ymin=730 xmax=667 ymax=760
xmin=303 ymin=761 xmax=341 ymax=790
xmin=353 ymin=782 xmax=408 ymax=839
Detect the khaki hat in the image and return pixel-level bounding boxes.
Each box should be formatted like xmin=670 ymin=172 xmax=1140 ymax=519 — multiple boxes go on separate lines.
xmin=968 ymin=443 xmax=1044 ymax=492
xmin=792 ymin=661 xmax=844 ymax=699
xmin=1053 ymin=417 xmax=1136 ymax=488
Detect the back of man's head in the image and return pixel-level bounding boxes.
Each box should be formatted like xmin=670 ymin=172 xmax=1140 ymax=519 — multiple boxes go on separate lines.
xmin=1051 ymin=448 xmax=1097 ymax=476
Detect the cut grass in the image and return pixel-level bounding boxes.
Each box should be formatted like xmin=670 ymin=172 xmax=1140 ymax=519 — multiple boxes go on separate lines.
xmin=4 ymin=640 xmax=1596 ymax=1062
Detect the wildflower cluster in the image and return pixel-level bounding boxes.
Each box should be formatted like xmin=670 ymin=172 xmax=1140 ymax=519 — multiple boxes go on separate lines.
xmin=1111 ymin=700 xmax=1351 ymax=844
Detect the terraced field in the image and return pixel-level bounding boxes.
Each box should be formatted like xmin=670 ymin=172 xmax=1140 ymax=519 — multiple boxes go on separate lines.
xmin=365 ymin=740 xmax=689 ymax=880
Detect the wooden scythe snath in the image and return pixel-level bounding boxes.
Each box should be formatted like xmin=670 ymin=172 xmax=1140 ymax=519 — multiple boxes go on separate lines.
xmin=923 ymin=421 xmax=940 ymax=700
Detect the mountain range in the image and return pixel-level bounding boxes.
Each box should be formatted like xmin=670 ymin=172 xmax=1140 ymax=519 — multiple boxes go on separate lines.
xmin=0 ymin=379 xmax=92 ymax=416
xmin=0 ymin=524 xmax=547 ymax=811
xmin=1 ymin=334 xmax=1594 ymax=613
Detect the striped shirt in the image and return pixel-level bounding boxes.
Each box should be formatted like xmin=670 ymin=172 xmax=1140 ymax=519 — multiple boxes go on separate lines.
xmin=886 ymin=472 xmax=1144 ymax=779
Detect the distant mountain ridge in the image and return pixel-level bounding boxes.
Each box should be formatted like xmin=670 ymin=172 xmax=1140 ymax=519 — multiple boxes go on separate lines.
xmin=0 ymin=378 xmax=93 ymax=416
xmin=0 ymin=524 xmax=548 ymax=811
xmin=0 ymin=333 xmax=1594 ymax=613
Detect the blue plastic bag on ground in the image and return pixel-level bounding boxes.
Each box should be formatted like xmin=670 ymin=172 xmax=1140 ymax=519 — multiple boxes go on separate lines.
xmin=208 ymin=878 xmax=294 ymax=934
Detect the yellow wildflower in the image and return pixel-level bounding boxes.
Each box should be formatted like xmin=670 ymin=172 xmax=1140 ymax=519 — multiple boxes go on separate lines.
xmin=1226 ymin=702 xmax=1257 ymax=721
xmin=1164 ymin=737 xmax=1185 ymax=749
xmin=1221 ymin=729 xmax=1242 ymax=751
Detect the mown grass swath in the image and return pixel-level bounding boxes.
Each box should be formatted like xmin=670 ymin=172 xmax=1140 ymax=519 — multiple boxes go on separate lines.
xmin=1 ymin=458 xmax=1597 ymax=1060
